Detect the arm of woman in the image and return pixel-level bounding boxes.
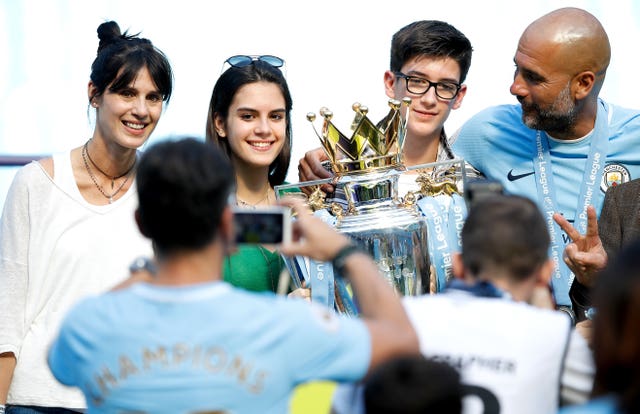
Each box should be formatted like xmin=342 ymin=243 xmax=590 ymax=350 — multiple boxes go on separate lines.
xmin=0 ymin=353 xmax=16 ymax=404
xmin=0 ymin=165 xmax=36 ymax=402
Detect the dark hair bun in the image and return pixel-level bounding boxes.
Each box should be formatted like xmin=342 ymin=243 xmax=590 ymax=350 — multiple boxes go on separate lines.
xmin=96 ymin=21 xmax=123 ymax=54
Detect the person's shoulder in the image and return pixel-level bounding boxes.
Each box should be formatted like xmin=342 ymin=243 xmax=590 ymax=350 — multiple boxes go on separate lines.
xmin=402 ymin=291 xmax=457 ymax=314
xmin=4 ymin=159 xmax=52 ymax=200
xmin=247 ymin=292 xmax=361 ymax=338
xmin=605 ymin=100 xmax=640 ymax=132
xmin=508 ymin=302 xmax=574 ymax=333
xmin=13 ymin=158 xmax=50 ymax=181
xmin=403 ymin=293 xmax=570 ymax=329
xmin=606 ymin=99 xmax=640 ymax=119
xmin=228 ymin=286 xmax=302 ymax=315
xmin=37 ymin=156 xmax=54 ymax=177
xmin=506 ymin=300 xmax=569 ymax=318
xmin=73 ymin=291 xmax=116 ymax=314
xmin=447 ymin=294 xmax=570 ymax=327
xmin=58 ymin=293 xmax=111 ymax=334
xmin=454 ymin=104 xmax=525 ymax=146
xmin=463 ymin=104 xmax=522 ymax=125
xmin=256 ymin=290 xmax=326 ymax=316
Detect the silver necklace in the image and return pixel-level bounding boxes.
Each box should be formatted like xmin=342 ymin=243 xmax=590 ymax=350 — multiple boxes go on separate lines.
xmin=82 ymin=141 xmax=135 ymax=203
xmin=84 ymin=139 xmax=135 ymax=189
xmin=236 ymin=188 xmax=271 ymax=209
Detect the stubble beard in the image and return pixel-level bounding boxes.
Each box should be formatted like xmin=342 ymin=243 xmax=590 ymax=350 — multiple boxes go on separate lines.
xmin=521 ymin=83 xmax=578 ymax=135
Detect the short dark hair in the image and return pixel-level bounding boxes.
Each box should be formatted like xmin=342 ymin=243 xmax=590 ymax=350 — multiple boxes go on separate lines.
xmin=205 ymin=61 xmax=292 ymax=186
xmin=461 ymin=195 xmax=549 ymax=280
xmin=390 ymin=20 xmax=473 ymax=83
xmin=364 ymin=355 xmax=463 ymax=414
xmin=136 ymin=138 xmax=233 ymax=257
xmin=592 ymin=240 xmax=640 ymax=413
xmin=89 ymin=21 xmax=173 ymax=104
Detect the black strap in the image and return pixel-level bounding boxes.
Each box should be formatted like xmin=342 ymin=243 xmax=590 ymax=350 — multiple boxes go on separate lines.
xmin=331 ymin=243 xmax=363 ymax=278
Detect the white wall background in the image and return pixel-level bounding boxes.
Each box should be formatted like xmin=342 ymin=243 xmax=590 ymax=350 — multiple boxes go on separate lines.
xmin=1 ymin=0 xmax=638 ymax=207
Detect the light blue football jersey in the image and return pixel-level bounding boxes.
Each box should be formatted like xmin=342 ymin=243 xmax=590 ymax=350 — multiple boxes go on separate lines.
xmin=48 ymin=282 xmax=370 ymax=414
xmin=452 ymin=99 xmax=640 ymax=224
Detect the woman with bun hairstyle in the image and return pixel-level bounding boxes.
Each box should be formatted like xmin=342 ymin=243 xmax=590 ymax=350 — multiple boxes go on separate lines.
xmin=0 ymin=21 xmax=172 ymax=413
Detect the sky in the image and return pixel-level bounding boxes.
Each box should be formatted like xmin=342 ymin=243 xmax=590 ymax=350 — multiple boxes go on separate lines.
xmin=0 ymin=0 xmax=638 ymax=206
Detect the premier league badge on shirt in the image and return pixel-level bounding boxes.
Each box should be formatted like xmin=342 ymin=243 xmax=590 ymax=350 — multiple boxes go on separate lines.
xmin=601 ymin=163 xmax=630 ymax=192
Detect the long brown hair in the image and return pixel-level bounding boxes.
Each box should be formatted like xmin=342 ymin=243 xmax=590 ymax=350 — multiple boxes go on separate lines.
xmin=205 ymin=60 xmax=292 ymax=186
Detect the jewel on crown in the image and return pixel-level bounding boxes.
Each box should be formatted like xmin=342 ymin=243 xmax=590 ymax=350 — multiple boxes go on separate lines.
xmin=306 ymin=97 xmax=411 ymax=174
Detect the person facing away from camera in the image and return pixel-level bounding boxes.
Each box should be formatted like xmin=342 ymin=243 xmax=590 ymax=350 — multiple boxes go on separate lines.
xmin=363 ymin=354 xmax=464 ymax=414
xmin=47 ymin=138 xmax=419 ymax=414
xmin=560 ymin=239 xmax=640 ymax=414
xmin=333 ymin=195 xmax=595 ymax=414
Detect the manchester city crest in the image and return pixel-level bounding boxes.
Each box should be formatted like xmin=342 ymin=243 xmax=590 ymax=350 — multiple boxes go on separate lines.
xmin=601 ymin=163 xmax=630 ymax=192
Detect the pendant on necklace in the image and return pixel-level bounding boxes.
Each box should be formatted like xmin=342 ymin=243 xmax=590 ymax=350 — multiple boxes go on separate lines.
xmin=109 ymin=196 xmax=113 ymax=204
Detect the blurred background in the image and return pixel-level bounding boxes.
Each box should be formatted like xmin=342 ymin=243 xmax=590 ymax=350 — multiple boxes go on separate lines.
xmin=1 ymin=0 xmax=638 ymax=207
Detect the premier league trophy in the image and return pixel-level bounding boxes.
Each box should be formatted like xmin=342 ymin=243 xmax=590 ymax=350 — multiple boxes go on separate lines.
xmin=276 ymin=99 xmax=466 ymax=316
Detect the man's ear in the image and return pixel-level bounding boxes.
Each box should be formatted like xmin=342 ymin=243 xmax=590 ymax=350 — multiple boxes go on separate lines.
xmin=135 ymin=209 xmax=149 ymax=237
xmin=452 ymin=252 xmax=465 ymax=279
xmin=572 ymin=71 xmax=596 ymax=100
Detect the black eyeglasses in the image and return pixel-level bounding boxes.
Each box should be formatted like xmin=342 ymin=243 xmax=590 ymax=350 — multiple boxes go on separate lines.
xmin=394 ymin=72 xmax=461 ymax=100
xmin=225 ymin=55 xmax=285 ymax=68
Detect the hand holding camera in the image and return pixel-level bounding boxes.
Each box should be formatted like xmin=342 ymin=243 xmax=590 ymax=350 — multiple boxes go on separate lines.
xmin=277 ymin=197 xmax=352 ymax=262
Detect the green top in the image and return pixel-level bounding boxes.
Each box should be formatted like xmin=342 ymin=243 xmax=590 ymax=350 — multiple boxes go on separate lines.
xmin=223 ymin=245 xmax=284 ymax=293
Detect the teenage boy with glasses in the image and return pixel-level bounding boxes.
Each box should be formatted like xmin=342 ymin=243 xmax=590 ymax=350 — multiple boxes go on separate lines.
xmin=297 ymin=19 xmax=473 ymax=182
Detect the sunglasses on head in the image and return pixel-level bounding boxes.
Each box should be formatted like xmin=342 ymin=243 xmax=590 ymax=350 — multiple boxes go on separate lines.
xmin=225 ymin=55 xmax=285 ymax=68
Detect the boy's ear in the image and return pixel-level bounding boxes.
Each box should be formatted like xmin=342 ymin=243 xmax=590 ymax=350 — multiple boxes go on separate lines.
xmin=451 ymin=84 xmax=467 ymax=110
xmin=536 ymin=259 xmax=554 ymax=286
xmin=383 ymin=70 xmax=397 ymax=99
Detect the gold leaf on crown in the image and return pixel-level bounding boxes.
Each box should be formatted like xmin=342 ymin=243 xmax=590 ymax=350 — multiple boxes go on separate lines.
xmin=306 ymin=97 xmax=411 ymax=174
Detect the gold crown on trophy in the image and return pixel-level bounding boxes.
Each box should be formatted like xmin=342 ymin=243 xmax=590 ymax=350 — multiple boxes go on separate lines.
xmin=306 ymin=98 xmax=411 ymax=174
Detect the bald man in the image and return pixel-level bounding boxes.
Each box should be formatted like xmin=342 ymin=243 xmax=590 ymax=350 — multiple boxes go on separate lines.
xmin=451 ymin=7 xmax=640 ymax=313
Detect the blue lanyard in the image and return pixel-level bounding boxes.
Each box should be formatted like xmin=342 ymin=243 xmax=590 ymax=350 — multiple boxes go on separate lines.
xmin=532 ymin=102 xmax=610 ymax=306
xmin=447 ymin=193 xmax=467 ymax=254
xmin=309 ymin=258 xmax=334 ymax=309
xmin=308 ymin=210 xmax=337 ymax=309
xmin=417 ymin=194 xmax=467 ymax=290
xmin=418 ymin=196 xmax=452 ymax=290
